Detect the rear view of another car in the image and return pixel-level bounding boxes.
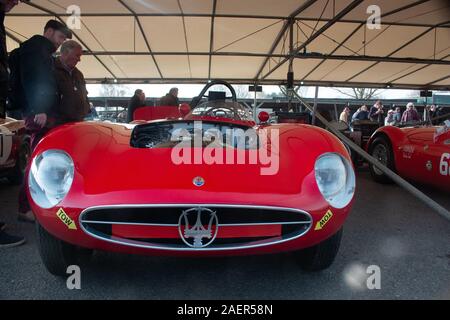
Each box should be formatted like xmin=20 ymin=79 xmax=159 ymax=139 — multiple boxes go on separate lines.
xmin=0 ymin=117 xmax=31 ymax=185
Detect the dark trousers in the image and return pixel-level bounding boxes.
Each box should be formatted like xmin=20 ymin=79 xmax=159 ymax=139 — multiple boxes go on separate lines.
xmin=18 ymin=116 xmax=50 ymax=213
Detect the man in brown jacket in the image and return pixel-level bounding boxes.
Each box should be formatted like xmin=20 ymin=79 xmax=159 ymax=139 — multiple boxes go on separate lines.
xmin=52 ymin=40 xmax=90 ymax=125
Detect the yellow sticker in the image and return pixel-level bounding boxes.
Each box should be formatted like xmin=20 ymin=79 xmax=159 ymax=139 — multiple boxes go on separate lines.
xmin=314 ymin=210 xmax=333 ymax=231
xmin=56 ymin=208 xmax=77 ymax=230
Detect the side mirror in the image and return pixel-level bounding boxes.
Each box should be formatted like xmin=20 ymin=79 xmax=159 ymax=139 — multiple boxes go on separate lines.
xmin=179 ymin=103 xmax=191 ymax=117
xmin=258 ymin=111 xmax=270 ymax=123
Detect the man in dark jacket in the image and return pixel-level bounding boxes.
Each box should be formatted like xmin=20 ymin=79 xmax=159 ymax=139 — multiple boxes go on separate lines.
xmin=15 ymin=19 xmax=72 ymax=222
xmin=126 ymin=89 xmax=145 ymax=122
xmin=15 ymin=19 xmax=72 ymax=147
xmin=159 ymin=87 xmax=179 ymax=106
xmin=52 ymin=40 xmax=90 ymax=125
xmin=0 ymin=0 xmax=28 ymax=248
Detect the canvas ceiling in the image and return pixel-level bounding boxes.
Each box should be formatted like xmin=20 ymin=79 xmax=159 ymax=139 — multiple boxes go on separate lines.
xmin=4 ymin=0 xmax=450 ymax=89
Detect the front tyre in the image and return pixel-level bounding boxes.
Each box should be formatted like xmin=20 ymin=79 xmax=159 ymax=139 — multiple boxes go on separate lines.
xmin=296 ymin=228 xmax=343 ymax=271
xmin=36 ymin=222 xmax=93 ymax=276
xmin=369 ymin=136 xmax=395 ymax=184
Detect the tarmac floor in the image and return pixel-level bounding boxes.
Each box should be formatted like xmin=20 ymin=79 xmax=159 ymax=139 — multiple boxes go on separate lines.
xmin=0 ymin=169 xmax=449 ymax=300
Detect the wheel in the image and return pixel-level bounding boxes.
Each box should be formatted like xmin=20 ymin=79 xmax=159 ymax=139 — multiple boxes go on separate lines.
xmin=369 ymin=136 xmax=395 ymax=184
xmin=36 ymin=222 xmax=93 ymax=276
xmin=296 ymin=228 xmax=343 ymax=272
xmin=7 ymin=138 xmax=31 ymax=185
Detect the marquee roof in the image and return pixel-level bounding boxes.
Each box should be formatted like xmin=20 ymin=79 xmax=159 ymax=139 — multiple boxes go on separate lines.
xmin=5 ymin=0 xmax=450 ymax=89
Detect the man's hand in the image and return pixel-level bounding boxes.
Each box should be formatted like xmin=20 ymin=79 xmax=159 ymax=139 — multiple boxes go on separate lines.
xmin=34 ymin=113 xmax=47 ymax=128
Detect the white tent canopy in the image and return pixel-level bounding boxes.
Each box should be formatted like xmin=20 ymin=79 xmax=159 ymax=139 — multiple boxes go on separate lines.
xmin=5 ymin=0 xmax=450 ymax=90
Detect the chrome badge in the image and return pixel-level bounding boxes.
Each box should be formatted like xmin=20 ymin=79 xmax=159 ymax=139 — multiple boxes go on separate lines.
xmin=179 ymin=207 xmax=218 ymax=248
xmin=426 ymin=160 xmax=433 ymax=171
xmin=193 ymin=176 xmax=205 ymax=187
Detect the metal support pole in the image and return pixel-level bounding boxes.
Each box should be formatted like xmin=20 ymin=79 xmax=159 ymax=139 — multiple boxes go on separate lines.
xmin=253 ymin=83 xmax=258 ymax=121
xmin=312 ymin=86 xmax=319 ymax=125
xmin=291 ymin=90 xmax=450 ymax=221
xmin=284 ymin=19 xmax=295 ymax=112
xmin=334 ymin=104 xmax=339 ymax=121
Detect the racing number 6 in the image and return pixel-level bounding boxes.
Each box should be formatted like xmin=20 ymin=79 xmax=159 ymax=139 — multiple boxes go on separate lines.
xmin=439 ymin=153 xmax=450 ymax=176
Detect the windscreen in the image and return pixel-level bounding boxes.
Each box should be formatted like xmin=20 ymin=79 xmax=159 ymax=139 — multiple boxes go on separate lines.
xmin=131 ymin=121 xmax=259 ymax=149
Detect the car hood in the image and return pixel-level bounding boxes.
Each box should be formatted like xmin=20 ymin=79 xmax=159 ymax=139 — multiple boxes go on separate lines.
xmin=36 ymin=122 xmax=346 ymax=202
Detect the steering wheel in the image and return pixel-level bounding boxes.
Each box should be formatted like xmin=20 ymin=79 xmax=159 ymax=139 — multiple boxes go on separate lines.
xmin=204 ymin=106 xmax=238 ymax=119
xmin=190 ymin=80 xmax=237 ymax=108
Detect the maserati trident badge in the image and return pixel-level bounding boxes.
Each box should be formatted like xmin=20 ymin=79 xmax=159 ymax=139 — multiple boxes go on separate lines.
xmin=179 ymin=207 xmax=218 ymax=248
xmin=193 ymin=176 xmax=205 ymax=187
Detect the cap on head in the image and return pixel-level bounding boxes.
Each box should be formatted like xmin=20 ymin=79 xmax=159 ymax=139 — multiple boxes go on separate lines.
xmin=44 ymin=19 xmax=73 ymax=39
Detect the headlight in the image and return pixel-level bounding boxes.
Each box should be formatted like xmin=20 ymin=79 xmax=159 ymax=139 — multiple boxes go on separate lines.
xmin=314 ymin=153 xmax=355 ymax=209
xmin=29 ymin=150 xmax=74 ymax=208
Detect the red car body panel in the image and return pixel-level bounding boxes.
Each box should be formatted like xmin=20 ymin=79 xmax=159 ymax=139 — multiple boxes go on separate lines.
xmin=133 ymin=105 xmax=182 ymax=122
xmin=368 ymin=125 xmax=450 ymax=192
xmin=29 ymin=118 xmax=354 ymax=257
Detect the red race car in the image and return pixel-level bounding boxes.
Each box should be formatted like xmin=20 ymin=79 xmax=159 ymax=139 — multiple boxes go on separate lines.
xmin=29 ymin=81 xmax=355 ymax=276
xmin=367 ymin=118 xmax=450 ymax=192
xmin=0 ymin=117 xmax=31 ymax=185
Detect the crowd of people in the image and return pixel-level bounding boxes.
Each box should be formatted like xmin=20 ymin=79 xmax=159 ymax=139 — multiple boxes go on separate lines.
xmin=339 ymin=100 xmax=444 ymax=128
xmin=0 ymin=0 xmax=90 ymax=247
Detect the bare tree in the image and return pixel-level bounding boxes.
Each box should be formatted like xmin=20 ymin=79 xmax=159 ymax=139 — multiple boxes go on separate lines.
xmin=234 ymin=85 xmax=252 ymax=99
xmin=277 ymin=85 xmax=309 ymax=97
xmin=333 ymin=87 xmax=382 ymax=100
xmin=99 ymin=84 xmax=131 ymax=97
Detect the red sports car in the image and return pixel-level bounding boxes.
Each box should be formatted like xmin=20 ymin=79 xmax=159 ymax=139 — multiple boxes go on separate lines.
xmin=367 ymin=119 xmax=450 ymax=192
xmin=29 ymin=81 xmax=355 ymax=276
xmin=0 ymin=117 xmax=30 ymax=185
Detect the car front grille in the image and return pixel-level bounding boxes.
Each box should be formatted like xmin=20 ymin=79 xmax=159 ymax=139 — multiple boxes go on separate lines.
xmin=79 ymin=204 xmax=312 ymax=251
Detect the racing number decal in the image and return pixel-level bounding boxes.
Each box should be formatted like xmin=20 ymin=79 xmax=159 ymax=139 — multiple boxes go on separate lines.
xmin=439 ymin=153 xmax=450 ymax=176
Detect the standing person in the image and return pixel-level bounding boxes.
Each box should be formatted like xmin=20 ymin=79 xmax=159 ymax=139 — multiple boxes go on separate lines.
xmin=159 ymin=87 xmax=179 ymax=106
xmin=401 ymin=102 xmax=420 ymax=123
xmin=126 ymin=89 xmax=145 ymax=122
xmin=429 ymin=105 xmax=437 ymax=125
xmin=339 ymin=106 xmax=350 ymax=124
xmin=10 ymin=19 xmax=72 ymax=149
xmin=13 ymin=19 xmax=72 ymax=222
xmin=52 ymin=40 xmax=90 ymax=125
xmin=0 ymin=0 xmax=28 ymax=248
xmin=369 ymin=100 xmax=381 ymax=119
xmin=423 ymin=105 xmax=431 ymax=123
xmin=353 ymin=105 xmax=369 ymax=121
xmin=384 ymin=110 xmax=396 ymax=126
xmin=369 ymin=100 xmax=385 ymax=124
xmin=393 ymin=106 xmax=402 ymax=124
